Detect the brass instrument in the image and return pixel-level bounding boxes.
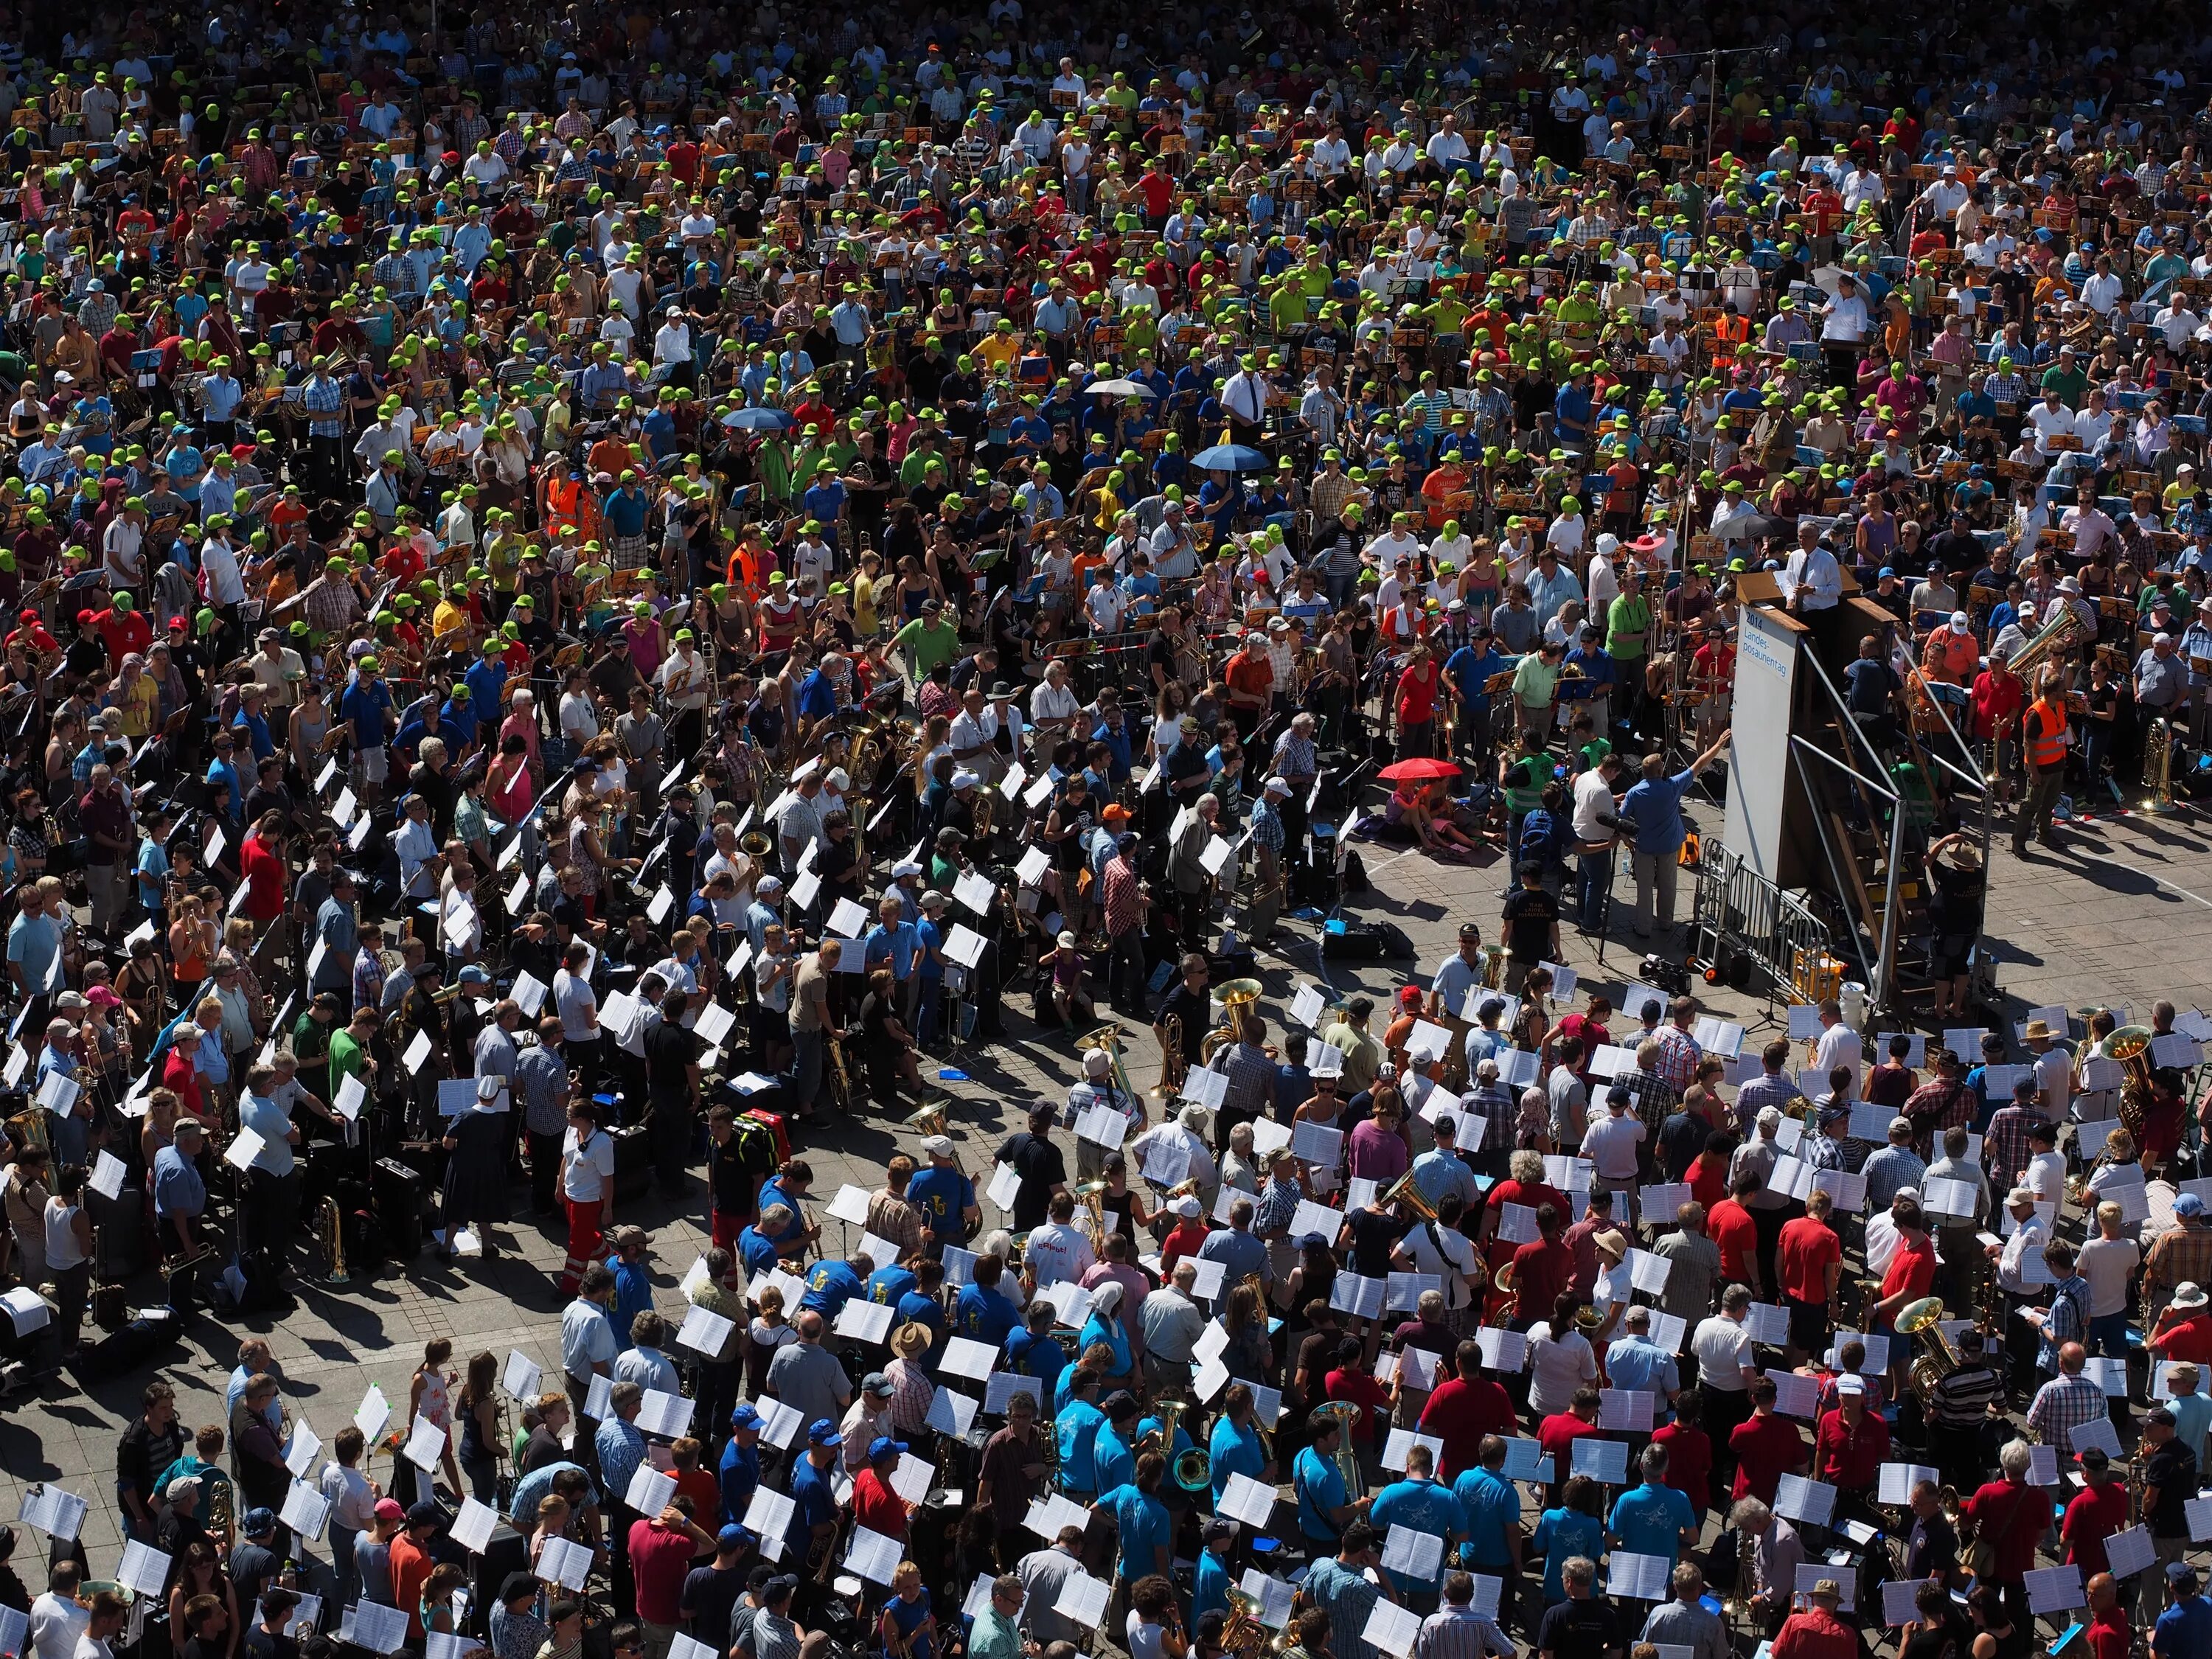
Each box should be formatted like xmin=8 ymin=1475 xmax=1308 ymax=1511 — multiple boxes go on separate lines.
xmin=2109 ymin=1024 xmax=2156 ymax=1146
xmin=1725 ymin=1526 xmax=1759 ymax=1631
xmin=1172 ymin=1446 xmax=1211 ymax=1492
xmin=904 ymin=1102 xmax=950 ymax=1138
xmin=1202 ymin=978 xmax=1265 ymax=1065
xmin=2129 ymin=1450 xmax=2144 ymax=1523
xmin=1479 ymin=944 xmax=1505 ymax=990
xmin=3 ymin=1108 xmax=47 ymax=1153
xmin=1081 ymin=1024 xmax=1141 ymax=1107
xmin=1573 ymin=1304 xmax=1604 ymax=1334
xmin=1222 ymin=1588 xmax=1270 ymax=1657
xmin=207 ymin=1475 xmax=236 ymax=1554
xmin=1158 ymin=1012 xmax=1188 ymax=1099
xmin=825 ymin=1026 xmax=852 ymax=1112
xmin=1491 ymin=1258 xmax=1519 ymax=1322
xmin=971 ymin=790 xmax=996 ymax=841
xmin=316 ymin=1194 xmax=351 ymax=1284
xmin=2005 ymin=601 xmax=2090 ymax=687
xmin=2150 ymin=714 xmax=2177 ymax=811
xmin=1382 ymin=1172 xmax=1440 ymax=1223
xmin=739 ymin=828 xmax=774 ymax=865
xmin=1850 ymin=1275 xmax=1884 ymax=1331
xmin=1040 ymin=1409 xmax=1062 ymax=1486
xmin=1310 ymin=1399 xmax=1366 ymax=1502
xmin=1074 ymin=1180 xmax=1110 ymax=1239
xmin=1894 ymin=1295 xmax=1959 ymax=1406
xmin=1138 ymin=1397 xmax=1186 ymax=1458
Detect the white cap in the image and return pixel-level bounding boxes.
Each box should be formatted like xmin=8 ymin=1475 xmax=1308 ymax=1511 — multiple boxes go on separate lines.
xmin=1836 ymin=1374 xmax=1866 ymax=1397
xmin=921 ymin=1135 xmax=955 ymax=1157
xmin=1175 ymin=1196 xmax=1202 ymax=1218
xmin=952 ymin=769 xmax=981 ymax=788
xmin=1085 ymin=1049 xmax=1113 ymax=1074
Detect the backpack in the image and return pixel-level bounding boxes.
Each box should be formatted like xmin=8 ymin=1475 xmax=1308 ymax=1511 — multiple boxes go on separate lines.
xmin=1518 ymin=807 xmax=1558 ymax=866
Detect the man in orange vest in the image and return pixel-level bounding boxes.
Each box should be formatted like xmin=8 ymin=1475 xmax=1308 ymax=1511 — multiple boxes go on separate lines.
xmin=2015 ymin=667 xmax=2070 ymax=858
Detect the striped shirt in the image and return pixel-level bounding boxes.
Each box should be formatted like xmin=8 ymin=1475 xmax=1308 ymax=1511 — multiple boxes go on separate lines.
xmin=2025 ymin=1368 xmax=2108 ymax=1453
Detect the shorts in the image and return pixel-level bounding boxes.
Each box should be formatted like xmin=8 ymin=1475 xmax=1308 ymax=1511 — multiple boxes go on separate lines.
xmin=358 ymin=745 xmax=388 ymax=782
xmin=1786 ymin=1293 xmax=1827 ymax=1352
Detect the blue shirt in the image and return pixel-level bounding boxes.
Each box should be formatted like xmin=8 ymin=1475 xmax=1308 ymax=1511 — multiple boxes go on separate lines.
xmin=1193 ymin=1547 xmax=1234 ymax=1624
xmin=1621 ymin=768 xmax=1699 ymax=860
xmin=1208 ymin=1416 xmax=1267 ymax=1498
xmin=2157 ymin=1593 xmax=2212 ymax=1659
xmin=1453 ymin=1466 xmax=1522 ymax=1568
xmin=594 ymin=1416 xmax=647 ymax=1505
xmin=1079 ymin=1312 xmax=1133 ymax=1380
xmin=1102 ymin=1483 xmax=1171 ymax=1579
xmin=1531 ymin=1506 xmax=1606 ymax=1601
xmin=906 ymin=1166 xmax=973 ymax=1237
xmin=1607 ymin=1480 xmax=1697 ymax=1564
xmin=609 ymin=1256 xmax=653 ymax=1336
xmin=152 ymin=1142 xmax=206 ymax=1218
xmin=1093 ymin=1424 xmax=1138 ymax=1494
xmin=863 ymin=919 xmax=919 ymax=981
xmin=956 ymin=1282 xmax=1020 ymax=1345
xmin=340 ymin=677 xmax=394 ymax=748
xmin=1602 ymin=1336 xmax=1680 ymax=1410
xmin=789 ymin=1454 xmax=838 ymax=1559
xmin=1368 ymin=1478 xmax=1464 ymax=1593
xmin=716 ymin=1436 xmax=759 ymax=1526
xmin=462 ymin=659 xmax=508 ymax=736
xmin=799 ymin=1256 xmax=865 ymax=1320
xmin=1294 ymin=1442 xmax=1349 ymax=1541
xmin=1056 ymin=1399 xmax=1107 ymax=1495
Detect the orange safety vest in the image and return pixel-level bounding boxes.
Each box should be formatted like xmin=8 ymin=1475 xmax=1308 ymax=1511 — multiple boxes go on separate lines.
xmin=2026 ymin=696 xmax=2069 ymax=768
xmin=543 ymin=474 xmax=585 ymax=537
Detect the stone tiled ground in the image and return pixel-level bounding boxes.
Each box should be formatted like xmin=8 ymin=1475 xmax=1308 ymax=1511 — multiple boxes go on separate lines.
xmin=1 ymin=777 xmax=2200 ymax=1592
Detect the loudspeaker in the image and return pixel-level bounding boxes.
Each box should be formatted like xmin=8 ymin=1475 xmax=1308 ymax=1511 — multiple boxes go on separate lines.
xmin=468 ymin=1523 xmax=528 ymax=1635
xmin=372 ymin=1158 xmax=425 ymax=1259
xmin=610 ymin=1122 xmax=651 ymax=1203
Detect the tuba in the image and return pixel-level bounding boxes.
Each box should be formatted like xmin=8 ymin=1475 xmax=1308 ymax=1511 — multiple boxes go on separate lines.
xmin=1173 ymin=1446 xmax=1211 ymax=1492
xmin=2006 ymin=600 xmax=2089 ymax=682
xmin=1896 ymin=1295 xmax=1960 ymax=1405
xmin=1222 ymin=1589 xmax=1269 ymax=1657
xmin=904 ymin=1101 xmax=950 ymax=1138
xmin=1073 ymin=1179 xmax=1110 ymax=1239
xmin=2108 ymin=1025 xmax=2156 ymax=1145
xmin=1201 ymin=979 xmax=1263 ymax=1065
xmin=1382 ymin=1172 xmax=1439 ymax=1223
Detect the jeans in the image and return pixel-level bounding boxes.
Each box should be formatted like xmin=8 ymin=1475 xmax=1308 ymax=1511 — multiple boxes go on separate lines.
xmin=463 ymin=1450 xmax=498 ymax=1503
xmin=329 ymin=1523 xmax=360 ymax=1607
xmin=1576 ymin=851 xmax=1613 ymax=927
xmin=2087 ymin=1310 xmax=2129 ymax=1357
xmin=916 ymin=978 xmax=943 ymax=1047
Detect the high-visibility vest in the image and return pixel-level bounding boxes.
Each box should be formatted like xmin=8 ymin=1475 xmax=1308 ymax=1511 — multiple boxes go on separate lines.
xmin=544 ymin=475 xmax=585 ymax=536
xmin=2027 ymin=696 xmax=2069 ymax=768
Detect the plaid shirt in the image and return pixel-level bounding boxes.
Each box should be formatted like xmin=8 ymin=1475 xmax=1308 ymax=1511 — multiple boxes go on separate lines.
xmin=1248 ymin=800 xmax=1284 ymax=855
xmin=301 ymin=373 xmax=345 ymax=439
xmin=1102 ymin=855 xmax=1144 ymax=937
xmin=1221 ymin=1041 xmax=1278 ymax=1123
xmin=1652 ymin=1027 xmax=1703 ymax=1091
xmin=1272 ymin=728 xmax=1318 ymax=784
xmin=1253 ymin=1172 xmax=1302 ymax=1239
xmin=1733 ymin=1070 xmax=1804 ymax=1131
xmin=1612 ymin=1066 xmax=1677 ymax=1127
xmin=2146 ymin=1222 xmax=2212 ymax=1303
xmin=1905 ymin=1077 xmax=1976 ymax=1138
xmin=2036 ymin=1273 xmax=2091 ymax=1371
xmin=2025 ymin=1365 xmax=2107 ymax=1453
xmin=884 ymin=1354 xmax=935 ymax=1434
xmin=1985 ymin=1105 xmax=2037 ymax=1197
xmin=353 ymin=947 xmax=385 ymax=1013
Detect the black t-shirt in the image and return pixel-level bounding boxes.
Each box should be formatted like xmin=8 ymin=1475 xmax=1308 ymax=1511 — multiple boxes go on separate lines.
xmin=1899 ymin=1610 xmax=1971 ymax=1659
xmin=1535 ymin=1595 xmax=1619 ymax=1659
xmin=1844 ymin=656 xmax=1900 ymax=714
xmin=1657 ymin=1110 xmax=1706 ymax=1181
xmin=1158 ymin=983 xmax=1211 ymax=1058
xmin=2149 ymin=1441 xmax=2199 ymax=1537
xmin=993 ymin=1130 xmax=1066 ymax=1228
xmin=644 ymin=1020 xmax=699 ymax=1101
xmin=1346 ymin=1206 xmax=1408 ymax=1278
xmin=1500 ymin=885 xmax=1558 ymax=961
xmin=683 ymin=1562 xmax=748 ymax=1646
xmin=243 ymin=1626 xmax=298 ymax=1659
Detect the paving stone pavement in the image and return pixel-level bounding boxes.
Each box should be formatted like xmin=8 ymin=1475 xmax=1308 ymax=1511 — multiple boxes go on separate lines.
xmin=3 ymin=779 xmax=2205 ymax=1587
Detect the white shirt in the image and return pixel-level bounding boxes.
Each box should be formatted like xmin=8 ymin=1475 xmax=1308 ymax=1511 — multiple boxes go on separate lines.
xmin=1812 ymin=1022 xmax=1861 ymax=1096
xmin=554 ymin=968 xmax=598 ymax=1042
xmin=1524 ymin=1322 xmax=1597 ymax=1414
xmin=2033 ymin=1046 xmax=2073 ymax=1121
xmin=1997 ymin=1214 xmax=2049 ymax=1293
xmin=1582 ymin=1110 xmax=1646 ymax=1181
xmin=561 ymin=1126 xmax=616 ymax=1202
xmin=1784 ymin=545 xmax=1843 ymax=611
xmin=1023 ymin=1219 xmax=1095 ymax=1288
xmin=1690 ymin=1312 xmax=1754 ymax=1388
xmin=1571 ymin=768 xmax=1617 ymax=841
xmin=29 ymin=1594 xmax=86 ymax=1659
xmin=319 ymin=1458 xmax=378 ymax=1531
xmin=1398 ymin=1217 xmax=1481 ymax=1310
xmin=2077 ymin=1234 xmax=2140 ymax=1318
xmin=1864 ymin=1210 xmax=1902 ymax=1277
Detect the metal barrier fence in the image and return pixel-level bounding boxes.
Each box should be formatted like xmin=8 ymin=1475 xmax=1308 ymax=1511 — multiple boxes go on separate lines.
xmin=1688 ymin=838 xmax=1846 ymax=1009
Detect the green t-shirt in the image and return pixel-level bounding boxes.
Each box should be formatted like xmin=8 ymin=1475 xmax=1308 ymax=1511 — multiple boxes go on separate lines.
xmin=2039 ymin=364 xmax=2088 ymax=408
xmin=892 ymin=616 xmax=961 ymax=674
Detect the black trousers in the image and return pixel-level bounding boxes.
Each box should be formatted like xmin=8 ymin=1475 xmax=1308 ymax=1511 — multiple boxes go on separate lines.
xmin=528 ymin=1128 xmax=563 ymax=1214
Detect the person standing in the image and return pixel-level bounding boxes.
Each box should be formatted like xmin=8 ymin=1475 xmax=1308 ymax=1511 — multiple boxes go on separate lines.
xmin=557 ymin=1101 xmax=616 ymax=1295
xmin=1618 ymin=734 xmax=1731 ymax=939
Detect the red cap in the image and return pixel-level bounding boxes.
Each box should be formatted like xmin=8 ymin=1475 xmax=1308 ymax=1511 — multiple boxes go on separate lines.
xmin=1397 ymin=986 xmax=1421 ymax=1005
xmin=231 ymin=442 xmax=257 ymax=459
xmin=167 ymin=615 xmax=188 ymax=630
xmin=15 ymin=610 xmax=32 ymax=624
xmin=74 ymin=608 xmax=95 ymax=625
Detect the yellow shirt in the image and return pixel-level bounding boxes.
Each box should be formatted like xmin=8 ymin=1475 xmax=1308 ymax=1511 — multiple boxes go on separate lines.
xmin=852 ymin=571 xmax=879 ymax=636
xmin=975 ymin=333 xmax=1020 ymax=373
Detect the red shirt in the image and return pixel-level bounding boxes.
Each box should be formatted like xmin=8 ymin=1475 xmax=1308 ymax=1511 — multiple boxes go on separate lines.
xmin=1778 ymin=1216 xmax=1841 ymax=1304
xmin=627 ymin=1517 xmax=700 ymax=1625
xmin=852 ymin=1467 xmax=909 ymax=1540
xmin=1961 ymin=1478 xmax=2047 ymax=1582
xmin=161 ymin=1043 xmax=206 ymax=1119
xmin=1418 ymin=1377 xmax=1517 ymax=1481
xmin=1510 ymin=1237 xmax=1573 ymax=1318
xmin=1814 ymin=1405 xmax=1890 ymax=1489
xmin=1537 ymin=1410 xmax=1603 ymax=1471
xmin=389 ymin=1534 xmax=434 ymax=1639
xmin=1707 ymin=1199 xmax=1759 ymax=1284
xmin=1772 ymin=1607 xmax=1858 ymax=1659
xmin=1729 ymin=1409 xmax=1809 ymax=1502
xmin=1652 ymin=1420 xmax=1711 ymax=1514
xmin=1160 ymin=1220 xmax=1211 ymax=1274
xmin=94 ymin=610 xmax=153 ymax=662
xmin=2086 ymin=1607 xmax=2131 ymax=1659
xmin=1326 ymin=1366 xmax=1394 ymax=1451
xmin=2152 ymin=1314 xmax=2212 ymax=1365
xmin=238 ymin=833 xmax=288 ymax=922
xmin=1879 ymin=1234 xmax=1938 ymax=1309
xmin=1688 ymin=1151 xmax=1731 ymax=1211
xmin=2062 ymin=1480 xmax=2130 ymax=1576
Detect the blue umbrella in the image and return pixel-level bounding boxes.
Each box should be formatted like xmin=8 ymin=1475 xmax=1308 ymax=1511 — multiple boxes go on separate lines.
xmin=719 ymin=406 xmax=790 ymax=430
xmin=1192 ymin=443 xmax=1268 ymax=472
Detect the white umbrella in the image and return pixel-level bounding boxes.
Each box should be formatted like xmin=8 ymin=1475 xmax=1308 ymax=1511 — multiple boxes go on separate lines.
xmin=1085 ymin=378 xmax=1158 ymax=399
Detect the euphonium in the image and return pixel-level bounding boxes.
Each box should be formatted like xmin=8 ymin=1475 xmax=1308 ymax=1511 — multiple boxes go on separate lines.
xmin=207 ymin=1475 xmax=235 ymax=1554
xmin=1173 ymin=1446 xmax=1211 ymax=1492
xmin=1382 ymin=1171 xmax=1440 ymax=1223
xmin=1074 ymin=1179 xmax=1110 ymax=1238
xmin=2108 ymin=1025 xmax=2156 ymax=1145
xmin=1222 ymin=1588 xmax=1268 ymax=1656
xmin=904 ymin=1102 xmax=950 ymax=1137
xmin=1894 ymin=1295 xmax=1958 ymax=1405
xmin=1157 ymin=1012 xmax=1187 ymax=1098
xmin=971 ymin=791 xmax=995 ymax=840
xmin=317 ymin=1195 xmax=351 ymax=1284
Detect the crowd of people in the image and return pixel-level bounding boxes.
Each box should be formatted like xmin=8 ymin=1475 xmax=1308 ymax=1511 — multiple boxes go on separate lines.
xmin=4 ymin=1 xmax=2212 ymax=1659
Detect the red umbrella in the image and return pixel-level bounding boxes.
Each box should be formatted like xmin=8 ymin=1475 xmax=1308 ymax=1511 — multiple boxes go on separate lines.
xmin=1377 ymin=758 xmax=1463 ymax=782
